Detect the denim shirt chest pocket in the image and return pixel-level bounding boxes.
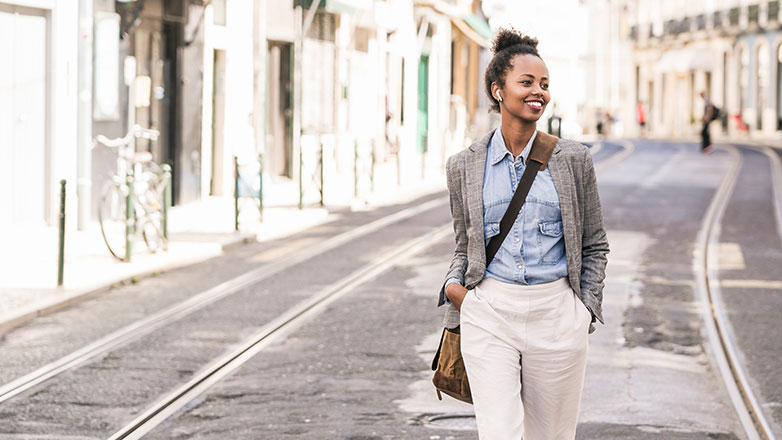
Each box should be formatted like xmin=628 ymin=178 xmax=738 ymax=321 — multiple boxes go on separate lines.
xmin=529 ymin=194 xmax=565 ymax=264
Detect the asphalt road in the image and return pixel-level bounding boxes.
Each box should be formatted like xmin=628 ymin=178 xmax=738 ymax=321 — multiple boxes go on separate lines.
xmin=0 ymin=139 xmax=779 ymax=439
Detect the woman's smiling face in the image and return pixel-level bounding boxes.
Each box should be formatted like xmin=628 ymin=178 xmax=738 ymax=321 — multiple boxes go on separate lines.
xmin=493 ymin=54 xmax=550 ymax=122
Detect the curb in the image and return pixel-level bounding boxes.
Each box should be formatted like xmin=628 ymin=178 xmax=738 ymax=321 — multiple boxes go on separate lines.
xmin=0 ymin=231 xmax=256 ymax=337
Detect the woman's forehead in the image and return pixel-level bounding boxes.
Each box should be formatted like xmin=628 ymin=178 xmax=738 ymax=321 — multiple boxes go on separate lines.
xmin=508 ymin=54 xmax=548 ymax=76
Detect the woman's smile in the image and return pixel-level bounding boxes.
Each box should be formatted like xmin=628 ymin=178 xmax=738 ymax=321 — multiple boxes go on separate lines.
xmin=524 ymin=98 xmax=544 ymax=111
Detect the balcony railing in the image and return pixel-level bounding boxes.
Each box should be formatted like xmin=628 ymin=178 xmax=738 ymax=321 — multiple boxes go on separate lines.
xmin=713 ymin=10 xmax=724 ymax=29
xmin=729 ymin=7 xmax=740 ymax=26
xmin=696 ymin=14 xmax=706 ymax=30
xmin=631 ymin=3 xmax=781 ymax=45
xmin=769 ymin=1 xmax=779 ymax=21
xmin=748 ymin=4 xmax=759 ymax=24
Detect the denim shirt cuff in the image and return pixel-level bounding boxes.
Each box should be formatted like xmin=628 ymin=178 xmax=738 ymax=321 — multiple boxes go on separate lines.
xmin=443 ymin=278 xmax=462 ymax=304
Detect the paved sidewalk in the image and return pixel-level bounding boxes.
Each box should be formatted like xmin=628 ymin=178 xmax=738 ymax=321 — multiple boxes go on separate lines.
xmin=0 ymin=168 xmax=447 ymax=336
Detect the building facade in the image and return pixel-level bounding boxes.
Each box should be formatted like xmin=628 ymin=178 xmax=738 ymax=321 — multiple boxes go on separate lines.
xmin=2 ymin=0 xmax=492 ymax=234
xmin=627 ymin=0 xmax=782 ymax=139
xmin=0 ymin=1 xmax=79 ymax=229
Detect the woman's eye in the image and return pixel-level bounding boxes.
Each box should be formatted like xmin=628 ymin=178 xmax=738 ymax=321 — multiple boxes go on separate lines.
xmin=541 ymin=83 xmax=549 ymax=89
xmin=521 ymin=80 xmax=531 ymax=85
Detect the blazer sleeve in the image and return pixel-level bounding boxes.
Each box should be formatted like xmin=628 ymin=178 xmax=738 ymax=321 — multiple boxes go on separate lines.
xmin=579 ymin=148 xmax=609 ymax=324
xmin=438 ymin=155 xmax=469 ymax=306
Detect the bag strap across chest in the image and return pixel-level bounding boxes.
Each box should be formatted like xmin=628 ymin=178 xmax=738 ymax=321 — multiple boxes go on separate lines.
xmin=485 ymin=131 xmax=558 ymax=265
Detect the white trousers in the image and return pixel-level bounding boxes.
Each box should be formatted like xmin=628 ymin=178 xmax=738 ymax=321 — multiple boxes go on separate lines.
xmin=460 ymin=277 xmax=590 ymax=440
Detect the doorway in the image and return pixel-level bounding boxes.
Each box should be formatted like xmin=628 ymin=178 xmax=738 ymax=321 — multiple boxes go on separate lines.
xmin=0 ymin=5 xmax=49 ymax=226
xmin=211 ymin=49 xmax=227 ymax=195
xmin=756 ymin=43 xmax=769 ymax=131
xmin=266 ymin=41 xmax=293 ymax=178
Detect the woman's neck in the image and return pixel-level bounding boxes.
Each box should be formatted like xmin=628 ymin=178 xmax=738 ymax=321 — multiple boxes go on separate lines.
xmin=499 ymin=116 xmax=537 ymax=158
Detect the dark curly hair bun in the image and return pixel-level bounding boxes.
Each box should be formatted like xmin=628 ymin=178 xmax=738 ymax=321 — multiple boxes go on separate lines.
xmin=491 ymin=28 xmax=539 ymax=55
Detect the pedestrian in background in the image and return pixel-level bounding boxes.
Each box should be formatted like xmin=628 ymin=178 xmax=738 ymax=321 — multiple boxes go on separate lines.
xmin=699 ymin=91 xmax=717 ymax=154
xmin=438 ymin=28 xmax=609 ymax=440
xmin=636 ymin=101 xmax=646 ymax=136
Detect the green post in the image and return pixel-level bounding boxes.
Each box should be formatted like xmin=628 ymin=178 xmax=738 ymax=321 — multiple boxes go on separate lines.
xmin=258 ymin=153 xmax=264 ymax=223
xmin=319 ymin=142 xmax=324 ymax=206
xmin=57 ymin=179 xmax=66 ymax=286
xmin=234 ymin=156 xmax=239 ymax=232
xmin=125 ymin=170 xmax=134 ymax=262
xmin=162 ymin=164 xmax=171 ymax=241
xmin=354 ymin=139 xmax=359 ymax=198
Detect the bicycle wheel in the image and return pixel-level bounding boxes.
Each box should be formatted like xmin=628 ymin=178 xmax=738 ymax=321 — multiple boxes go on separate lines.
xmin=99 ymin=182 xmax=130 ymax=261
xmin=140 ymin=206 xmax=166 ymax=253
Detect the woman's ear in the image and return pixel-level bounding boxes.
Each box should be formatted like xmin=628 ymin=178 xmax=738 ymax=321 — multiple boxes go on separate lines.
xmin=491 ymin=83 xmax=503 ymax=103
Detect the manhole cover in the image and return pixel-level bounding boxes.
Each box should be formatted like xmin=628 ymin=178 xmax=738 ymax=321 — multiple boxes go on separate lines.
xmin=425 ymin=413 xmax=477 ymax=430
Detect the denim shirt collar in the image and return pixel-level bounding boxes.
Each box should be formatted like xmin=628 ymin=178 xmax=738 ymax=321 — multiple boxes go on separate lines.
xmin=489 ymin=128 xmax=538 ymax=166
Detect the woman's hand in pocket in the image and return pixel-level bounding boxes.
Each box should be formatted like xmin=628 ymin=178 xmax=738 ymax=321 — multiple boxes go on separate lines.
xmin=445 ymin=283 xmax=470 ymax=311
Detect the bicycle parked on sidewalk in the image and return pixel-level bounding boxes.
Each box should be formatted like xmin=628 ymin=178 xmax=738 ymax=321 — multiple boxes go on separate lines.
xmin=94 ymin=125 xmax=168 ymax=262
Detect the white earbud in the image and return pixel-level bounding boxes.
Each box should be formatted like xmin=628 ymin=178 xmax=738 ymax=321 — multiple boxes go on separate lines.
xmin=496 ymin=91 xmax=503 ymax=102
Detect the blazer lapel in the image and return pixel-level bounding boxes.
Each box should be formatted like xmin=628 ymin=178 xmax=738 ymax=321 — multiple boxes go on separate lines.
xmin=465 ymin=131 xmax=492 ymax=263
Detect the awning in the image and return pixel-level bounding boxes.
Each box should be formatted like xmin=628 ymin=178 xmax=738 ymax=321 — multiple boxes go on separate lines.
xmin=656 ymin=48 xmax=714 ymax=73
xmin=451 ymin=14 xmax=493 ymax=49
xmin=415 ymin=0 xmax=493 ymax=48
xmin=451 ymin=17 xmax=490 ymax=48
xmin=463 ymin=13 xmax=494 ymax=41
xmin=300 ymin=0 xmax=372 ymax=15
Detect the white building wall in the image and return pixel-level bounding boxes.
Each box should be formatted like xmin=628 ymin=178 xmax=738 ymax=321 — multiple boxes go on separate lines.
xmin=200 ymin=0 xmax=257 ymax=198
xmin=0 ymin=1 xmax=78 ymax=228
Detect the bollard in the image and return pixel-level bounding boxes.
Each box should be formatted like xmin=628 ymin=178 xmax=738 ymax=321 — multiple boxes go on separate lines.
xmin=162 ymin=164 xmax=172 ymax=241
xmin=298 ymin=140 xmax=304 ymax=210
xmin=319 ymin=142 xmax=324 ymax=206
xmin=125 ymin=170 xmax=134 ymax=262
xmin=421 ymin=151 xmax=426 ymax=181
xmin=57 ymin=180 xmax=66 ymax=286
xmin=396 ymin=150 xmax=401 ymax=186
xmin=370 ymin=139 xmax=376 ymax=193
xmin=258 ymin=153 xmax=265 ymax=222
xmin=234 ymin=156 xmax=239 ymax=232
xmin=354 ymin=139 xmax=359 ymax=198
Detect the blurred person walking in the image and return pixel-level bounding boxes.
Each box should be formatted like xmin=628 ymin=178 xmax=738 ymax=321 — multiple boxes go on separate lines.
xmin=636 ymin=101 xmax=646 ymax=136
xmin=438 ymin=28 xmax=609 ymax=440
xmin=699 ymin=91 xmax=718 ymax=154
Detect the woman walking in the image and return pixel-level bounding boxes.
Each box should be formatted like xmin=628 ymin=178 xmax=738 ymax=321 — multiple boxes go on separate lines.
xmin=438 ymin=29 xmax=609 ymax=439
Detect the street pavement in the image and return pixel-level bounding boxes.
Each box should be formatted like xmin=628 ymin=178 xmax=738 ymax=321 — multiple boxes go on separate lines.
xmin=0 ymin=139 xmax=779 ymax=439
xmin=717 ymin=146 xmax=782 ymax=431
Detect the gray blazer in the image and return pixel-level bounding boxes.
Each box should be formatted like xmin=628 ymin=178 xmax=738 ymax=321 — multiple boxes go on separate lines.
xmin=439 ymin=130 xmax=609 ymax=333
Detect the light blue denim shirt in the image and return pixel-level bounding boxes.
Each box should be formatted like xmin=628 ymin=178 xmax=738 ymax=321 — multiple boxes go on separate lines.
xmin=447 ymin=128 xmax=567 ymax=290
